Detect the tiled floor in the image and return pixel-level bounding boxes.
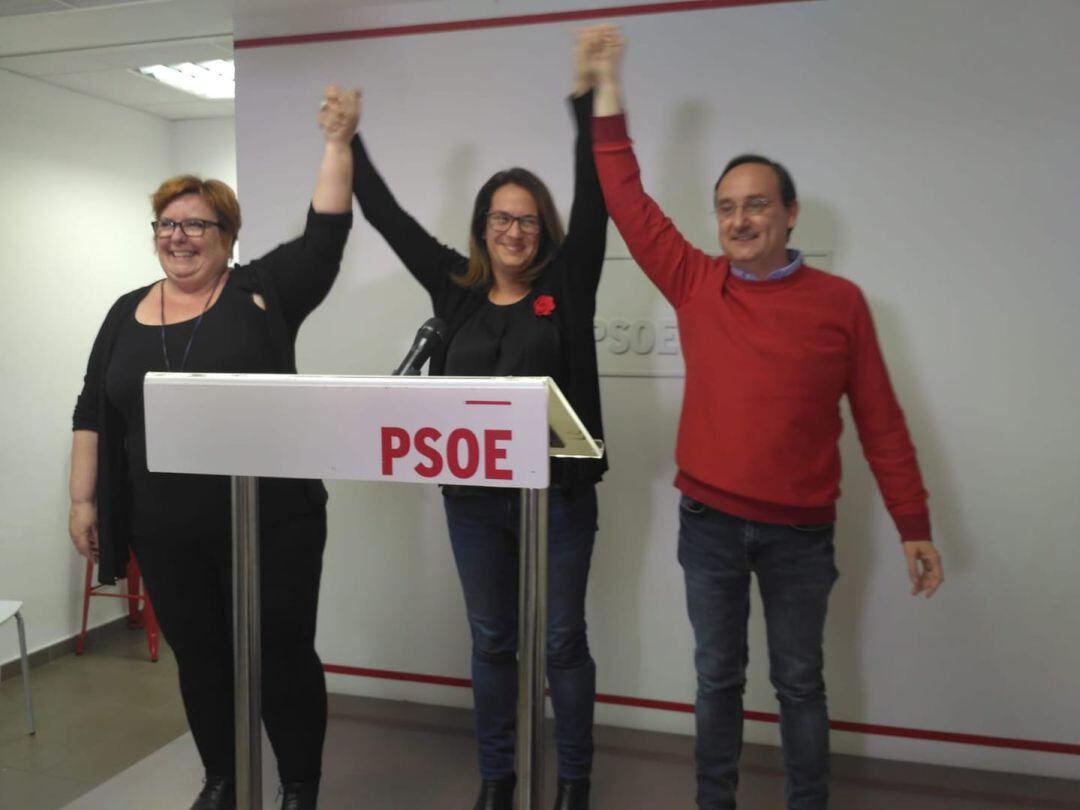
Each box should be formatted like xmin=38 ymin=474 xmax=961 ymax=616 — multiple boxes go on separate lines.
xmin=0 ymin=621 xmax=187 ymax=809
xmin=2 ymin=625 xmax=1078 ymax=809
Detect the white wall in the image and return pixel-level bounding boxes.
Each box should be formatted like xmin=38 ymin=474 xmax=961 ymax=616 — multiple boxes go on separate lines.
xmin=170 ymin=117 xmax=237 ymax=195
xmin=0 ymin=68 xmax=236 ymax=665
xmin=233 ymin=0 xmax=1080 ymax=779
xmin=171 ymin=117 xmax=238 ymax=261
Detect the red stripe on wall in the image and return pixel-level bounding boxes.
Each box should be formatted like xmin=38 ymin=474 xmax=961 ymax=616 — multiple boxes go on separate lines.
xmin=235 ymin=0 xmax=813 ymax=50
xmin=323 ymin=663 xmax=1080 ymax=756
xmin=324 ymin=663 xmax=471 ymax=689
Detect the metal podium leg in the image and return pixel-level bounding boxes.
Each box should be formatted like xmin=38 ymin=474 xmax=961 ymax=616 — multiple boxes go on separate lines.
xmin=516 ymin=488 xmax=549 ymax=810
xmin=231 ymin=476 xmax=261 ymax=810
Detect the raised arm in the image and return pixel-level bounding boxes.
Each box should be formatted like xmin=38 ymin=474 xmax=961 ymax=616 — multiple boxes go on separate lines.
xmin=588 ymin=25 xmax=624 ymax=118
xmin=312 ymin=84 xmax=359 ymax=214
xmin=582 ymin=25 xmax=715 ymax=309
xmin=350 ymin=92 xmax=467 ymax=298
xmin=242 ymin=85 xmax=358 ymax=330
xmin=559 ymin=30 xmax=609 ymax=297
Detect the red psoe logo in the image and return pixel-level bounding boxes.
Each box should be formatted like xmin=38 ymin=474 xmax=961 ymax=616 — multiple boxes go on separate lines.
xmin=381 ymin=426 xmax=513 ymax=481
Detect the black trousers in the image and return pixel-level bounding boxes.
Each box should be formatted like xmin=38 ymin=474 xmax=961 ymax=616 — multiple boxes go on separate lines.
xmin=131 ymin=510 xmax=328 ymax=782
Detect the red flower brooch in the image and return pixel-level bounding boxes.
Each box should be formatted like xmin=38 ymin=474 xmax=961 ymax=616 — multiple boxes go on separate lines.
xmin=533 ymin=294 xmax=556 ymax=317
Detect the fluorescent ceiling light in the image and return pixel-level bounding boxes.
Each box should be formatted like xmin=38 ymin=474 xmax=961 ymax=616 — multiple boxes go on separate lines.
xmin=136 ymin=59 xmax=234 ymax=100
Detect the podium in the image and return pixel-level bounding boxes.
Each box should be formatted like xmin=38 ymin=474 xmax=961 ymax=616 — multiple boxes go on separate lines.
xmin=144 ymin=373 xmax=603 ymax=810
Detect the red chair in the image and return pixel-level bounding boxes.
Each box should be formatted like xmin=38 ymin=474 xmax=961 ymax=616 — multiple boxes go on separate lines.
xmin=76 ymin=556 xmax=159 ymax=662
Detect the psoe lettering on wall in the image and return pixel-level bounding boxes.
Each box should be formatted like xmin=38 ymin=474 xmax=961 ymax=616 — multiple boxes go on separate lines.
xmin=381 ymin=426 xmax=513 ymax=481
xmin=594 ymin=317 xmax=682 ymax=357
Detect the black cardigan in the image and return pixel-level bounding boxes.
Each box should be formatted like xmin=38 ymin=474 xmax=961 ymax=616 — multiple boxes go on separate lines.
xmin=72 ymin=208 xmax=352 ymax=584
xmin=350 ymin=92 xmax=609 ymax=490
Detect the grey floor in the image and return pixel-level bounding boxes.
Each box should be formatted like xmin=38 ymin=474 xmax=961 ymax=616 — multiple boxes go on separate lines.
xmin=1 ymin=624 xmax=1078 ymax=809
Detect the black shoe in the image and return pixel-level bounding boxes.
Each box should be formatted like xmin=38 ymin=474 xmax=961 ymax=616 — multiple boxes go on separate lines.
xmin=279 ymin=780 xmax=320 ymax=810
xmin=473 ymin=774 xmax=516 ymax=810
xmin=189 ymin=775 xmax=235 ymax=810
xmin=553 ymin=779 xmax=590 ymax=810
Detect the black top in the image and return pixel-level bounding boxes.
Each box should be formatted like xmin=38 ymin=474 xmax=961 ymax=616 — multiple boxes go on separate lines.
xmin=73 ymin=207 xmax=353 ymax=583
xmin=351 ymin=92 xmax=609 ymax=490
xmin=445 ymin=295 xmax=562 ymax=379
xmin=106 ymin=284 xmax=312 ymax=537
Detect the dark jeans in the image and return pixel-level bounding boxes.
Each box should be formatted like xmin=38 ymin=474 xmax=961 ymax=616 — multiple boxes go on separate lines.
xmin=131 ymin=510 xmax=328 ymax=784
xmin=443 ymin=485 xmax=598 ymax=782
xmin=677 ymin=495 xmax=838 ymax=810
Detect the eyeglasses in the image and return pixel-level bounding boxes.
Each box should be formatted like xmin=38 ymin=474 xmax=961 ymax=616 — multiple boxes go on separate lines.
xmin=486 ymin=211 xmax=541 ymax=235
xmin=714 ymin=197 xmax=772 ymax=221
xmin=152 ymin=218 xmax=223 ymax=238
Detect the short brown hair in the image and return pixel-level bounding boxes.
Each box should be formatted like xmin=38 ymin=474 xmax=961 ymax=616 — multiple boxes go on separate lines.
xmin=456 ymin=168 xmax=565 ymax=290
xmin=151 ymin=175 xmax=241 ymax=248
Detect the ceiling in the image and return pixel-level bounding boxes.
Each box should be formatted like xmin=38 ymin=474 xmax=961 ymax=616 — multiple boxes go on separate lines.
xmin=0 ymin=0 xmax=679 ymax=120
xmin=0 ymin=0 xmax=446 ymax=119
xmin=0 ymin=0 xmax=234 ymax=119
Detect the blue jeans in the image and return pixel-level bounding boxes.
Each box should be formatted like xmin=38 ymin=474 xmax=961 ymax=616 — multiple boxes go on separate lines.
xmin=443 ymin=485 xmax=598 ymax=782
xmin=677 ymin=495 xmax=839 ymax=810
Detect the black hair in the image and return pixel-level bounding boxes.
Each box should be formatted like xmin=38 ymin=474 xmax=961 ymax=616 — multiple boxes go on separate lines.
xmin=714 ymin=154 xmax=797 ymax=208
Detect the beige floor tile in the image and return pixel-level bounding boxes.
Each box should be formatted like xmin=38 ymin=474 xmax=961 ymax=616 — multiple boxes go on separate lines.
xmin=0 ymin=765 xmax=90 ymax=810
xmin=3 ymin=624 xmax=1079 ymax=809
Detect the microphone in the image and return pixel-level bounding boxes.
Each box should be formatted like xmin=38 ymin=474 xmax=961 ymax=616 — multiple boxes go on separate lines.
xmin=392 ymin=317 xmax=446 ymax=376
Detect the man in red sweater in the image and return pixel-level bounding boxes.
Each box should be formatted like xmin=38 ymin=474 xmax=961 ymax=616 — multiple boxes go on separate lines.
xmin=579 ymin=26 xmax=943 ymax=810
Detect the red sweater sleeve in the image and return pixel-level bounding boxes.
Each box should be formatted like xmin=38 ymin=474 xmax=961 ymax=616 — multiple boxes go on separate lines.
xmin=846 ymin=290 xmax=932 ymax=540
xmin=592 ymin=114 xmax=720 ymax=309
